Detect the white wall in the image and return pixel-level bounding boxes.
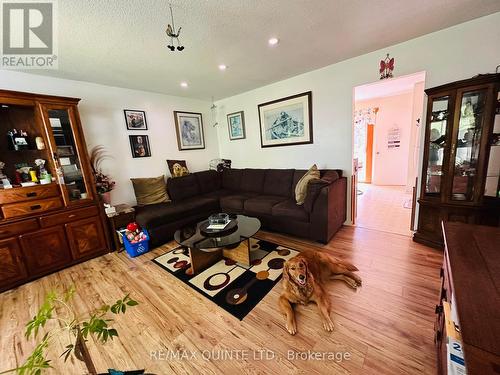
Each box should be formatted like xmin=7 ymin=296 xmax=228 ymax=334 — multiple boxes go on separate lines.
xmin=0 ymin=71 xmax=216 ymax=205
xmin=215 ymin=12 xmax=500 ymax=223
xmin=355 ymin=92 xmax=414 ymax=186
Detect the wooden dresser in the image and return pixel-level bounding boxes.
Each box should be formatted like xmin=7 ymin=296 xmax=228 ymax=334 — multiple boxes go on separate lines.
xmin=435 ymin=222 xmax=500 ymax=374
xmin=0 ymin=89 xmax=110 ymax=293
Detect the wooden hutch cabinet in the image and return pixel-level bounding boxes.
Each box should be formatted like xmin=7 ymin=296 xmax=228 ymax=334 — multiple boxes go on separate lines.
xmin=0 ymin=89 xmax=110 ymax=292
xmin=414 ymin=74 xmax=500 ymax=248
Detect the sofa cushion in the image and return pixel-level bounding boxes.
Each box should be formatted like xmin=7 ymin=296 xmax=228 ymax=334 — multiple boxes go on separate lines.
xmin=263 ymin=169 xmax=294 ymax=197
xmin=194 ymin=170 xmax=221 ymax=193
xmin=272 ymin=200 xmax=310 ymax=222
xmin=244 ymin=195 xmax=288 ymax=215
xmin=135 ymin=196 xmax=218 ymax=228
xmin=130 ymin=175 xmax=170 ymax=206
xmin=222 ymin=168 xmax=242 ymax=190
xmin=295 ymin=164 xmax=320 ymax=205
xmin=240 ymin=169 xmax=266 ymax=193
xmin=220 ymin=192 xmax=257 ymax=212
xmin=201 ymin=189 xmax=233 ymax=200
xmin=167 ymin=174 xmax=200 ymax=201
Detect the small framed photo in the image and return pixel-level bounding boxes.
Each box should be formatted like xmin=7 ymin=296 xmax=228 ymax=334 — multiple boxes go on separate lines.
xmin=173 ymin=111 xmax=205 ymax=150
xmin=227 ymin=111 xmax=246 ymax=140
xmin=124 ymin=110 xmax=148 ymax=130
xmin=129 ymin=135 xmax=151 ymax=158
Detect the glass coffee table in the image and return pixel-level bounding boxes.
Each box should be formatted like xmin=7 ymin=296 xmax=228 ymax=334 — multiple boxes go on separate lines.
xmin=174 ymin=215 xmax=261 ymax=275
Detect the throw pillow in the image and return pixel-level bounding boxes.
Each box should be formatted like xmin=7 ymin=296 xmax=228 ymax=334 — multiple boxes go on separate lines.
xmin=131 ymin=175 xmax=170 ymax=206
xmin=167 ymin=159 xmax=190 ymax=178
xmin=295 ymin=164 xmax=320 ymax=205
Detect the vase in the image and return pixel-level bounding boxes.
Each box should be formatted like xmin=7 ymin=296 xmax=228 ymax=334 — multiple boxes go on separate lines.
xmin=101 ymin=191 xmax=111 ymax=205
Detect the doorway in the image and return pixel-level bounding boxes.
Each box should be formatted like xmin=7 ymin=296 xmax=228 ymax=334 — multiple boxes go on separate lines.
xmin=352 ymin=72 xmax=426 ymax=236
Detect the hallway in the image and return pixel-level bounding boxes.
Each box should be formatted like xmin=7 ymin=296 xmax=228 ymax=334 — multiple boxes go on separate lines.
xmin=356 ymin=183 xmax=413 ymax=236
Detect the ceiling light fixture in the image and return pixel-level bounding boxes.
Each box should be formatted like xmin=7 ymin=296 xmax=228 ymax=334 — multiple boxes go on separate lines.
xmin=268 ymin=37 xmax=279 ymax=46
xmin=218 ymin=64 xmax=227 ymax=71
xmin=180 ymin=82 xmax=188 ymax=88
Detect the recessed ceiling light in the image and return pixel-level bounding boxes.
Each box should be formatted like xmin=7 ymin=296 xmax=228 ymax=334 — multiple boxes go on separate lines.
xmin=180 ymin=82 xmax=188 ymax=88
xmin=218 ymin=64 xmax=227 ymax=71
xmin=268 ymin=37 xmax=279 ymax=46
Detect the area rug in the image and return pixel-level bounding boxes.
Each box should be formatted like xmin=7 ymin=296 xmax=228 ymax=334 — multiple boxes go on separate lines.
xmin=152 ymin=238 xmax=299 ymax=320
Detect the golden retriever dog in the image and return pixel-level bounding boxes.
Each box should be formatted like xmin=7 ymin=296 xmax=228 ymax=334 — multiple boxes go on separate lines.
xmin=279 ymin=250 xmax=362 ymax=335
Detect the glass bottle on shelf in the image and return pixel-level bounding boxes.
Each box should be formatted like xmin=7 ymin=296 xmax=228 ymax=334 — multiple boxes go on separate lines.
xmin=425 ymin=96 xmax=449 ymax=196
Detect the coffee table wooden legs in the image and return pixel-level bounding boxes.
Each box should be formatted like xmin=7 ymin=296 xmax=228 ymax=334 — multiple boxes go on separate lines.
xmin=223 ymin=239 xmax=251 ymax=266
xmin=186 ymin=247 xmax=222 ymax=275
xmin=186 ymin=239 xmax=253 ymax=275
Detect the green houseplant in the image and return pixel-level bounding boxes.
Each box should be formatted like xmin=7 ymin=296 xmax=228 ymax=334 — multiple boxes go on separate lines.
xmin=0 ymin=286 xmax=138 ymax=375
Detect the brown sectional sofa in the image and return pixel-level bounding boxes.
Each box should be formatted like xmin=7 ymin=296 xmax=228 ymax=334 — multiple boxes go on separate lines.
xmin=135 ymin=168 xmax=347 ymax=247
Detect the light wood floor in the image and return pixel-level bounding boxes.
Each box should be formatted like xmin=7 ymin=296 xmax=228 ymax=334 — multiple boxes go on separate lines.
xmin=357 ymin=184 xmax=413 ymax=236
xmin=0 ymin=226 xmax=442 ymax=374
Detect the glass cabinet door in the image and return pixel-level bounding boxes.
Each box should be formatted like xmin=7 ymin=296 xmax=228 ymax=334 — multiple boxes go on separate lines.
xmin=46 ymin=108 xmax=91 ymax=204
xmin=425 ymin=96 xmax=450 ymax=196
xmin=450 ymin=89 xmax=488 ymax=201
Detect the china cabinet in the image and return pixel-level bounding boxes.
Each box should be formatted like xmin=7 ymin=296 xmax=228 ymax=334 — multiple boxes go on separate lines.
xmin=414 ymin=74 xmax=500 ymax=248
xmin=0 ymin=89 xmax=110 ymax=292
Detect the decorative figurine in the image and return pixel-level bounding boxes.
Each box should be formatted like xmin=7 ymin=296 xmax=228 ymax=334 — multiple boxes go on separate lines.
xmin=379 ymin=53 xmax=395 ymax=80
xmin=7 ymin=129 xmax=30 ymax=150
xmin=0 ymin=161 xmax=12 ymax=189
xmin=165 ymin=4 xmax=184 ymax=51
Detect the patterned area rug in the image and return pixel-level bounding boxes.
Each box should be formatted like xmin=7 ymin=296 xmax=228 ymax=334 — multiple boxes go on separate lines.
xmin=152 ymin=238 xmax=299 ymax=320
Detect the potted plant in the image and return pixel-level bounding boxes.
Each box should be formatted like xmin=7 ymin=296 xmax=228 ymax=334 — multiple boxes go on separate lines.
xmin=0 ymin=286 xmax=140 ymax=375
xmin=90 ymin=145 xmax=116 ymax=204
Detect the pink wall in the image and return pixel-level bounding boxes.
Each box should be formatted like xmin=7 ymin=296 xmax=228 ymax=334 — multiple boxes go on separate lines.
xmin=355 ymin=92 xmax=414 ymax=185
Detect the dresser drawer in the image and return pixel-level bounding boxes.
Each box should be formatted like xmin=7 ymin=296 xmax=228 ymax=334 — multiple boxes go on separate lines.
xmin=1 ymin=198 xmax=63 ymax=219
xmin=40 ymin=206 xmax=98 ymax=228
xmin=0 ymin=219 xmax=39 ymax=239
xmin=0 ymin=184 xmax=59 ymax=204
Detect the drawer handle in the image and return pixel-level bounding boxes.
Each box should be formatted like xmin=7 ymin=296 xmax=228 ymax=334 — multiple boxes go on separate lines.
xmin=30 ymin=205 xmax=42 ymax=210
xmin=26 ymin=192 xmax=38 ymax=197
xmin=68 ymin=214 xmax=76 ymax=218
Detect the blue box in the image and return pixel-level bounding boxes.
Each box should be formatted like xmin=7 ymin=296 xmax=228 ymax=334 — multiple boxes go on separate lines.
xmin=122 ymin=229 xmax=150 ymax=257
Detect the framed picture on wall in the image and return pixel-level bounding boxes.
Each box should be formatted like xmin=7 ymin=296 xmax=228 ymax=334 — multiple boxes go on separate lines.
xmin=227 ymin=111 xmax=246 ymax=140
xmin=173 ymin=111 xmax=205 ymax=150
xmin=124 ymin=110 xmax=148 ymax=130
xmin=129 ymin=135 xmax=151 ymax=158
xmin=258 ymin=91 xmax=313 ymax=148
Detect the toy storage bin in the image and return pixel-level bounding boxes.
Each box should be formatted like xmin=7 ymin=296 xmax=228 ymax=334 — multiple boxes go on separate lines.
xmin=122 ymin=229 xmax=150 ymax=257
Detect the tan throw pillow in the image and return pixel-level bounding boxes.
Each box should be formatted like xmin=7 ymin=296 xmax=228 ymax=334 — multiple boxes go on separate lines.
xmin=295 ymin=164 xmax=320 ymax=205
xmin=131 ymin=175 xmax=170 ymax=206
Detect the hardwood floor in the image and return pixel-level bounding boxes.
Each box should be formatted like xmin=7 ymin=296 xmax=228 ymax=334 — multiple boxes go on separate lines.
xmin=0 ymin=226 xmax=442 ymax=374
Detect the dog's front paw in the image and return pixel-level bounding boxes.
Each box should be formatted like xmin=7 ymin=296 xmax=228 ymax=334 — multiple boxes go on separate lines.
xmin=322 ymin=317 xmax=335 ymax=332
xmin=286 ymin=319 xmax=297 ymax=335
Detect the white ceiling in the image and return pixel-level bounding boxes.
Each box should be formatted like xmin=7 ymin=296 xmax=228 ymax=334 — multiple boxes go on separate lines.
xmin=24 ymin=0 xmax=500 ymax=100
xmin=355 ymin=71 xmax=426 ymax=101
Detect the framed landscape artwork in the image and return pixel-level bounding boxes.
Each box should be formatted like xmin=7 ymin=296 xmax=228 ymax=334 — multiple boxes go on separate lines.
xmin=258 ymin=91 xmax=313 ymax=148
xmin=173 ymin=111 xmax=205 ymax=150
xmin=129 ymin=135 xmax=151 ymax=158
xmin=227 ymin=111 xmax=246 ymax=140
xmin=124 ymin=110 xmax=148 ymax=130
